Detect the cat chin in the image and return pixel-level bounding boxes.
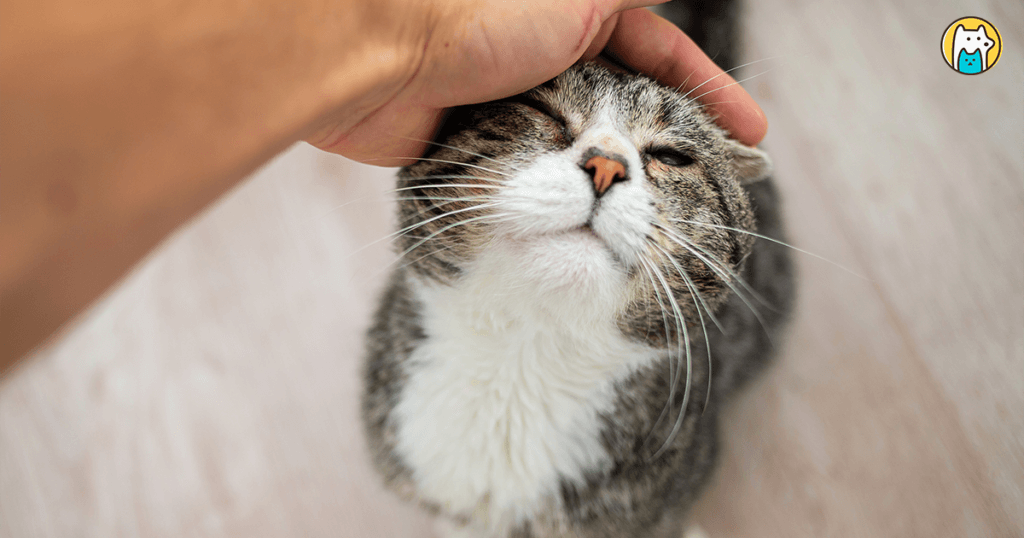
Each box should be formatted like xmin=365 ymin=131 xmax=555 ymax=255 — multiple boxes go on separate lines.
xmin=464 ymin=231 xmax=629 ymax=314
xmin=513 ymin=231 xmax=618 ymax=286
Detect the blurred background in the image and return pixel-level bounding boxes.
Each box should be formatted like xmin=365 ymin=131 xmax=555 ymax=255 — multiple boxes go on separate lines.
xmin=1 ymin=0 xmax=1021 ymax=536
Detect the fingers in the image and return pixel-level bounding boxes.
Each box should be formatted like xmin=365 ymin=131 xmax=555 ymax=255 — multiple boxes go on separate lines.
xmin=314 ymin=1 xmax=765 ymax=166
xmin=598 ymin=0 xmax=670 ymax=11
xmin=581 ymin=12 xmax=620 ymax=61
xmin=583 ymin=0 xmax=665 ymax=60
xmin=606 ymin=8 xmax=767 ymax=146
xmin=307 ymin=105 xmax=441 ymax=167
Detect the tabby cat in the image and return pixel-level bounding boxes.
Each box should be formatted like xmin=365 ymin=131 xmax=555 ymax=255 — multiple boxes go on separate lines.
xmin=361 ymin=2 xmax=793 ymax=537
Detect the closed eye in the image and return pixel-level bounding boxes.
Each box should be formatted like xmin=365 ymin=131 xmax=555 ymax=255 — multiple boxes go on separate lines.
xmin=506 ymin=94 xmax=572 ymax=140
xmin=647 ymin=148 xmax=695 ymax=167
xmin=508 ymin=95 xmax=569 ymax=124
xmin=507 ymin=95 xmax=555 ymax=117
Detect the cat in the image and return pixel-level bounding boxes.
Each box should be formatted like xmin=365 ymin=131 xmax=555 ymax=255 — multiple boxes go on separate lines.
xmin=359 ymin=65 xmax=795 ymax=537
xmin=957 ymin=49 xmax=984 ymax=75
xmin=952 ymin=24 xmax=994 ymax=73
xmin=361 ymin=4 xmax=794 ymax=537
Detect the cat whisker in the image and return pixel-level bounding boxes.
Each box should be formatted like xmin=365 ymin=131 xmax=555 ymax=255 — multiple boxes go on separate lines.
xmin=654 ymin=223 xmax=776 ymax=345
xmin=679 ymin=57 xmax=780 ymax=100
xmin=363 ymin=156 xmax=511 ymax=178
xmin=638 ymin=254 xmax=693 ymax=461
xmin=675 ymin=219 xmax=867 ymax=279
xmin=305 ymin=181 xmax=507 ymax=224
xmin=397 ymin=198 xmax=501 ymax=230
xmin=304 ymin=193 xmax=385 ymax=224
xmin=358 ymin=212 xmax=509 ymax=286
xmin=390 ymin=212 xmax=508 ymax=268
xmin=684 ymin=99 xmax=741 ymax=112
xmin=648 ymin=241 xmax=715 ymax=416
xmin=403 ymin=175 xmax=508 ymax=185
xmin=393 ymin=195 xmax=498 ymax=203
xmin=683 ymin=275 xmax=714 ymax=415
xmin=393 ymin=244 xmax=455 ymax=274
xmin=393 ymin=203 xmax=505 ymax=242
xmin=654 ymin=222 xmax=775 ymax=312
xmin=637 ymin=256 xmax=677 ymax=393
xmin=636 ymin=257 xmax=682 ymax=451
xmin=642 ymin=244 xmax=699 ymax=449
xmin=647 ymin=237 xmax=724 ymax=333
xmin=350 ymin=202 xmax=503 ymax=258
xmin=393 ymin=135 xmax=525 ymax=173
xmin=397 ymin=195 xmax=498 ymax=220
xmin=350 ymin=243 xmax=459 ymax=289
xmin=673 ymin=70 xmax=696 ymax=94
xmin=395 ymin=180 xmax=506 ymax=217
xmin=685 ymin=68 xmax=774 ymax=107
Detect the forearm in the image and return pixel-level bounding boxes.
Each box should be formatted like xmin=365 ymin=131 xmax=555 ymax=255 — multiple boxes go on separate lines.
xmin=0 ymin=0 xmax=426 ymax=370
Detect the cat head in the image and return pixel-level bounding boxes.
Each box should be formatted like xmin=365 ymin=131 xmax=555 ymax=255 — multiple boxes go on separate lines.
xmin=394 ymin=63 xmax=769 ymax=342
xmin=954 ymin=24 xmax=994 ymax=55
xmin=959 ymin=49 xmax=983 ymax=70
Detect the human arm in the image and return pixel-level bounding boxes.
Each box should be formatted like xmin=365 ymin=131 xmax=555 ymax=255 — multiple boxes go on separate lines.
xmin=0 ymin=0 xmax=766 ymax=372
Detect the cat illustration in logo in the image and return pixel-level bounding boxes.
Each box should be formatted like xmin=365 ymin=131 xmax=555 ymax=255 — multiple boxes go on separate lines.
xmin=957 ymin=49 xmax=984 ymax=74
xmin=953 ymin=24 xmax=994 ymax=74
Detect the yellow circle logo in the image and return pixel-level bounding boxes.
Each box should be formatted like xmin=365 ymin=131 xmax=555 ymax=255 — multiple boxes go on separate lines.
xmin=942 ymin=17 xmax=1002 ymax=74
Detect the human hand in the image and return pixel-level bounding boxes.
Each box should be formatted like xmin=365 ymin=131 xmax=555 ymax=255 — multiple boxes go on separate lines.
xmin=306 ymin=1 xmax=767 ymax=166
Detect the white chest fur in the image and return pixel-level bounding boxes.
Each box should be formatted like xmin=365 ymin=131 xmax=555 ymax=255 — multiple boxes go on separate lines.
xmin=392 ymin=245 xmax=656 ymax=531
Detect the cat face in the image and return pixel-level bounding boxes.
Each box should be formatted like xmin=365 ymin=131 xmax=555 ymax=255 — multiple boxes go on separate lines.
xmin=395 ymin=63 xmax=769 ymax=344
xmin=958 ymin=49 xmax=984 ymax=74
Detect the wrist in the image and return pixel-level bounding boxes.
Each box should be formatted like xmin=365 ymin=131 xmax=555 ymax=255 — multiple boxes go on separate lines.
xmin=303 ymin=0 xmax=433 ymax=144
xmin=0 ymin=0 xmax=435 ymax=367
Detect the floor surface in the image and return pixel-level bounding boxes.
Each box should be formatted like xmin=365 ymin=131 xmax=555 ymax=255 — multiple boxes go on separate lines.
xmin=2 ymin=1 xmax=1021 ymax=537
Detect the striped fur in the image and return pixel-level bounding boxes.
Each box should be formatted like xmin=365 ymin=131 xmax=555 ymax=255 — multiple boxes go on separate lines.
xmin=362 ymin=63 xmax=793 ymax=537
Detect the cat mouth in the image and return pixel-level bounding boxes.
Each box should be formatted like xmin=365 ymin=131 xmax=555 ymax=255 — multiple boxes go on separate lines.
xmin=575 ymin=222 xmax=604 ymax=242
xmin=572 ymin=223 xmax=626 ymax=266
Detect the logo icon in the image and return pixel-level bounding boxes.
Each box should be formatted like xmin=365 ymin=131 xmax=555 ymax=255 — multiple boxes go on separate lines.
xmin=942 ymin=17 xmax=1001 ymax=74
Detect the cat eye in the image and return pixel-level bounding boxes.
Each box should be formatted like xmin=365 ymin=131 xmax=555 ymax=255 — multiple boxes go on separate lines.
xmin=506 ymin=95 xmax=572 ymax=139
xmin=648 ymin=148 xmax=695 ymax=167
xmin=508 ymin=95 xmax=558 ymax=119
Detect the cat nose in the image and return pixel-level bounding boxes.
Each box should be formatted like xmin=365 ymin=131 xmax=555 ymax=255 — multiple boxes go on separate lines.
xmin=583 ymin=154 xmax=628 ymax=196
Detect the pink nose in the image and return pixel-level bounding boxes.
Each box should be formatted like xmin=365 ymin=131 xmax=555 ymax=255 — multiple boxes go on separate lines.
xmin=584 ymin=156 xmax=626 ymax=195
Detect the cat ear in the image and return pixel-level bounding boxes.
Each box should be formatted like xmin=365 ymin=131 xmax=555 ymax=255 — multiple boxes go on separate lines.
xmin=725 ymin=139 xmax=773 ymax=184
xmin=955 ymin=24 xmax=965 ymax=36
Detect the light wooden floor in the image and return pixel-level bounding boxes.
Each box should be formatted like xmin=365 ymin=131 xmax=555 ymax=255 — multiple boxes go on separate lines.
xmin=2 ymin=1 xmax=1021 ymax=537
